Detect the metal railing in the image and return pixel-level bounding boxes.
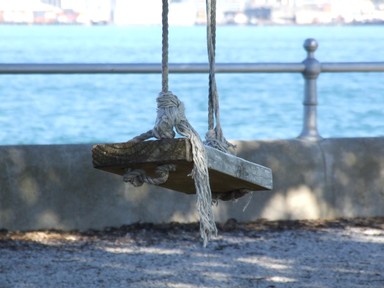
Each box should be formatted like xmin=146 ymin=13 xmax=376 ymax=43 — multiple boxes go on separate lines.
xmin=1 ymin=38 xmax=384 ymax=140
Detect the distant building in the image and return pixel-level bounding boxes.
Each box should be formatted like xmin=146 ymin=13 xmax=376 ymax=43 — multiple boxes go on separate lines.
xmin=41 ymin=0 xmax=62 ymax=8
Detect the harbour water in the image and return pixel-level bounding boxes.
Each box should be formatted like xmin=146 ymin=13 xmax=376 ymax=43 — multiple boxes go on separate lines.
xmin=0 ymin=24 xmax=383 ymax=145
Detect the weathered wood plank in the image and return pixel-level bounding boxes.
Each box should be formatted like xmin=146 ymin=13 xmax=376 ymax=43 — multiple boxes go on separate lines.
xmin=92 ymin=138 xmax=272 ymax=199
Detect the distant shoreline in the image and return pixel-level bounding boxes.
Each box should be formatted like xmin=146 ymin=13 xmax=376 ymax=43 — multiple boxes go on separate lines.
xmin=0 ymin=21 xmax=383 ymax=27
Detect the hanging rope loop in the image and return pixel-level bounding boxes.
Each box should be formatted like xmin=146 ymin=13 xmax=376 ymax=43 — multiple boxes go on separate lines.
xmin=125 ymin=0 xmax=217 ymax=247
xmin=205 ymin=0 xmax=235 ymax=154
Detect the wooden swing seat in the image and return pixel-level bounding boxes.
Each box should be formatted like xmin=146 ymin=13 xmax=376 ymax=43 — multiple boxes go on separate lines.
xmin=92 ymin=138 xmax=272 ymax=199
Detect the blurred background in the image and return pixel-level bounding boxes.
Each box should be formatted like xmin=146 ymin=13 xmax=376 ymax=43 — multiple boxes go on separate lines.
xmin=0 ymin=0 xmax=383 ymax=26
xmin=0 ymin=0 xmax=383 ymax=145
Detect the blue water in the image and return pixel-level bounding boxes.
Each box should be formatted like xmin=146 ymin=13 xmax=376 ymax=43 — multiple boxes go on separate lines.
xmin=0 ymin=25 xmax=383 ymax=144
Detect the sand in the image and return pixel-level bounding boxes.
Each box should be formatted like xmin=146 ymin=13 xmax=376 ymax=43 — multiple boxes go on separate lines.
xmin=1 ymin=218 xmax=384 ymax=288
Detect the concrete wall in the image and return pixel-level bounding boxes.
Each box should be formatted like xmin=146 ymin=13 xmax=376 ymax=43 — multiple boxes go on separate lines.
xmin=1 ymin=137 xmax=384 ymax=231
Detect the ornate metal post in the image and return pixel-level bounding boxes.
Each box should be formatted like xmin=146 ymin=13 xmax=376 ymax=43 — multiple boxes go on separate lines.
xmin=299 ymin=38 xmax=322 ymax=140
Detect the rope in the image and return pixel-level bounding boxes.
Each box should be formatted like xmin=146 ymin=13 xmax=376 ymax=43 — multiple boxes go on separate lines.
xmin=123 ymin=164 xmax=176 ymax=187
xmin=125 ymin=0 xmax=217 ymax=247
xmin=162 ymin=0 xmax=169 ymax=93
xmin=204 ymin=0 xmax=235 ymax=153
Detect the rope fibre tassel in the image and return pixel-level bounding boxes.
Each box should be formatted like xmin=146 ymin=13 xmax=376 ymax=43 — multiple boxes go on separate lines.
xmin=124 ymin=0 xmax=217 ymax=247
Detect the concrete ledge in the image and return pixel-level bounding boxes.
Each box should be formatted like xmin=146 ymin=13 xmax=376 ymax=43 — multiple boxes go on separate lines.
xmin=1 ymin=137 xmax=384 ymax=231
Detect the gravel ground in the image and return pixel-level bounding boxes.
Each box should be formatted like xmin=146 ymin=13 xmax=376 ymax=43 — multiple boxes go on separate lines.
xmin=1 ymin=218 xmax=384 ymax=288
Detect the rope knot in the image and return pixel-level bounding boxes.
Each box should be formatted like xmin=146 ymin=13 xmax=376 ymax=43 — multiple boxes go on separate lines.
xmin=205 ymin=128 xmax=236 ymax=154
xmin=123 ymin=164 xmax=176 ymax=187
xmin=153 ymin=91 xmax=186 ymax=139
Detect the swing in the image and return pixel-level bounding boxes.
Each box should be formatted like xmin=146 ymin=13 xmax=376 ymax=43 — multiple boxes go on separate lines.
xmin=92 ymin=0 xmax=272 ymax=246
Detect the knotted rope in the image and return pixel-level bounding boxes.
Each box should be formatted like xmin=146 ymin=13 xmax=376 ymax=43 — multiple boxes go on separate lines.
xmin=123 ymin=0 xmax=217 ymax=247
xmin=123 ymin=164 xmax=176 ymax=187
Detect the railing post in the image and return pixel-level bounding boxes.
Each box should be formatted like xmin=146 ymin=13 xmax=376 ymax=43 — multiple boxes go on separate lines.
xmin=298 ymin=38 xmax=323 ymax=141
